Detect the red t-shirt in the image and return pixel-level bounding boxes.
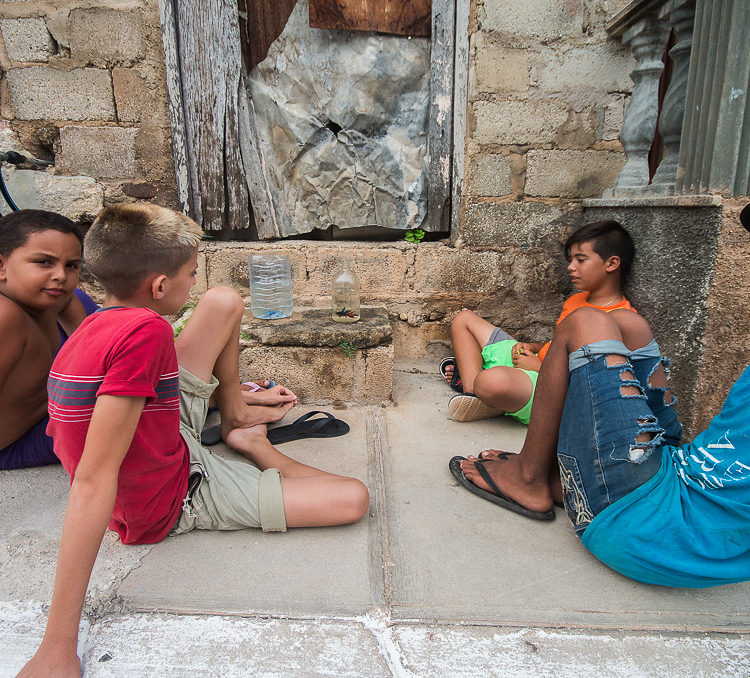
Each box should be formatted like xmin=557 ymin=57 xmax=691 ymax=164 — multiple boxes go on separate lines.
xmin=48 ymin=307 xmax=189 ymax=545
xmin=536 ymin=292 xmax=635 ymax=362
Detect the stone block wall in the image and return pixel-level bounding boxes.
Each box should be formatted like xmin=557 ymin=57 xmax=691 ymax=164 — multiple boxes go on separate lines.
xmin=691 ymin=198 xmax=750 ymax=434
xmin=0 ymin=1 xmax=176 ymax=221
xmin=462 ymin=0 xmax=631 ymax=221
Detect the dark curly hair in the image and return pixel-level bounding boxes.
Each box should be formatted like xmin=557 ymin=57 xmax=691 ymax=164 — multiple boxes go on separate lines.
xmin=0 ymin=209 xmax=82 ymax=256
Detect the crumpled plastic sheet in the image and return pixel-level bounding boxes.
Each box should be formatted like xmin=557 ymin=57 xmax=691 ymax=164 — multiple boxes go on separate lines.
xmin=248 ymin=0 xmax=430 ymax=236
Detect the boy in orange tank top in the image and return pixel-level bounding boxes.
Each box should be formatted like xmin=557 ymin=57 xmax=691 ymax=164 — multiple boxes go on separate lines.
xmin=443 ymin=220 xmax=636 ymax=424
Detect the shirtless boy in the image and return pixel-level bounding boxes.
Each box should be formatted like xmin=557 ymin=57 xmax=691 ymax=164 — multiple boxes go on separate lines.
xmin=0 ymin=210 xmax=95 ymax=470
xmin=443 ymin=220 xmax=635 ymax=425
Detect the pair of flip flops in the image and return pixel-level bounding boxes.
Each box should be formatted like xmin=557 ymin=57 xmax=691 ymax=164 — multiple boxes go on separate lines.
xmin=449 ymin=455 xmax=555 ymax=521
xmin=439 ymin=356 xmax=463 ymax=393
xmin=201 ymin=410 xmax=350 ymax=447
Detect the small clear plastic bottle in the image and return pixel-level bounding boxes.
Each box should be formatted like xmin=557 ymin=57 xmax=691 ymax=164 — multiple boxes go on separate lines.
xmin=331 ymin=263 xmax=360 ymax=323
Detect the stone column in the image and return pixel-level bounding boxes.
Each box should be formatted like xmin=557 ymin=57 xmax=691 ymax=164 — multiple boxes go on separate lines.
xmin=649 ymin=0 xmax=695 ymax=194
xmin=611 ymin=18 xmax=670 ymax=196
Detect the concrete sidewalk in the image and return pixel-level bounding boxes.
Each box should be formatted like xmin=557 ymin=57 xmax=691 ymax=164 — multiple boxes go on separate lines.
xmin=2 ymin=369 xmax=750 ymax=676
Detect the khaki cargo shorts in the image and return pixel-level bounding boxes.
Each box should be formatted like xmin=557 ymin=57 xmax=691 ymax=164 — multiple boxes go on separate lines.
xmin=169 ymin=367 xmax=287 ymax=535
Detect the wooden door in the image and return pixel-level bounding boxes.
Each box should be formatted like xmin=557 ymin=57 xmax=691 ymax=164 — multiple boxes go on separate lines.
xmin=159 ymin=0 xmax=456 ymax=237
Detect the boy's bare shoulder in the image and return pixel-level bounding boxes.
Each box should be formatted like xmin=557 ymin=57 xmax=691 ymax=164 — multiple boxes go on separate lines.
xmin=0 ymin=294 xmax=59 ymax=369
xmin=0 ymin=293 xmax=33 ymax=337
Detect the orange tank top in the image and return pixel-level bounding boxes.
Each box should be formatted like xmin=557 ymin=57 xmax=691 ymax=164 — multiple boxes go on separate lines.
xmin=536 ymin=292 xmax=634 ymax=363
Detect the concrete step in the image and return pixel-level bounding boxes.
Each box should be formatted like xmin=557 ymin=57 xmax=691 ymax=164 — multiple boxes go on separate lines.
xmin=238 ymin=306 xmax=394 ymax=404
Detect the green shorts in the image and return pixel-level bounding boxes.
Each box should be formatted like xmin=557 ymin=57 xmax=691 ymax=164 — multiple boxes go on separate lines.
xmin=480 ymin=339 xmax=539 ymax=426
xmin=169 ymin=366 xmax=287 ymax=536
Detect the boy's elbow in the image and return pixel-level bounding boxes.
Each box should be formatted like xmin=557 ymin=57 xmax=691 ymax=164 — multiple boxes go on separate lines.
xmin=70 ymin=466 xmax=118 ymax=502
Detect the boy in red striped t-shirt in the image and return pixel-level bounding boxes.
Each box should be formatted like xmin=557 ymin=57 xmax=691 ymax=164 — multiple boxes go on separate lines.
xmin=20 ymin=204 xmax=369 ymax=677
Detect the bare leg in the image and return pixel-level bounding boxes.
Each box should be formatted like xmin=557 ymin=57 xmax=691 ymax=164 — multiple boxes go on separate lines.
xmin=460 ymin=308 xmax=654 ymax=513
xmin=175 ymin=287 xmax=295 ymax=435
xmin=225 ymin=427 xmax=369 ymax=527
xmin=177 ymin=288 xmax=368 ymax=527
xmin=473 ymin=366 xmax=534 ymax=414
xmin=449 ymin=310 xmax=497 ymax=393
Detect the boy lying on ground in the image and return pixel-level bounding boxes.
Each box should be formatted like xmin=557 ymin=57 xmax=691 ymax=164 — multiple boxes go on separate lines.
xmin=0 ymin=210 xmax=98 ymax=470
xmin=443 ymin=220 xmax=635 ymax=425
xmin=18 ymin=204 xmax=369 ymax=677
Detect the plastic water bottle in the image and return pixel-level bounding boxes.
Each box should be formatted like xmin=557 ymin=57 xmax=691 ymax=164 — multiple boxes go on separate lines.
xmin=248 ymin=254 xmax=293 ymax=320
xmin=332 ymin=263 xmax=360 ymax=323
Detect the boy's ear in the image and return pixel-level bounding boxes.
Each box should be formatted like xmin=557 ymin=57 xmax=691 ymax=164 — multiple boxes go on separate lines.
xmin=150 ymin=274 xmax=169 ymax=300
xmin=605 ymin=255 xmax=621 ymax=273
xmin=0 ymin=254 xmax=6 ymax=280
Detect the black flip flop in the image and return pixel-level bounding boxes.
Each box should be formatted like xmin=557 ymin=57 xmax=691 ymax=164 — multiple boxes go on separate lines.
xmin=449 ymin=456 xmax=555 ymax=521
xmin=201 ymin=424 xmax=222 ymax=446
xmin=267 ymin=411 xmax=350 ymax=445
xmin=439 ymin=356 xmax=464 ymax=393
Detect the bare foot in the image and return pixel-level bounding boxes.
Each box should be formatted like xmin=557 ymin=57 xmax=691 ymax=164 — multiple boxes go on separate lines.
xmin=459 ymin=452 xmax=553 ymax=513
xmin=443 ymin=363 xmax=454 ymax=384
xmin=224 ymin=426 xmax=327 ymax=478
xmin=442 ymin=360 xmax=464 ymax=391
xmin=467 ymin=449 xmax=564 ymax=506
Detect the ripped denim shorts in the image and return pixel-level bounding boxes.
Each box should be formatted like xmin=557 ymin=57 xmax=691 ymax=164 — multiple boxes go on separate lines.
xmin=557 ymin=339 xmax=683 ymax=537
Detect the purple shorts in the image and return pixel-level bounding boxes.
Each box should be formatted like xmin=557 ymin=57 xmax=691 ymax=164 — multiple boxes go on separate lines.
xmin=0 ymin=416 xmax=57 ymax=470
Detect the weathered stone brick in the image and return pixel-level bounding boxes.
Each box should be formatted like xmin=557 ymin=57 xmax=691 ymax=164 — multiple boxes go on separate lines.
xmin=481 ymin=0 xmax=584 ymax=40
xmin=0 ymin=18 xmax=55 ymax=63
xmin=68 ymin=9 xmax=144 ymax=65
xmin=526 ymin=149 xmax=625 ymax=198
xmin=603 ymin=94 xmax=626 ymax=141
xmin=204 ymin=245 xmax=307 ymax=297
xmin=239 ymin=341 xmax=393 ymax=403
xmin=473 ymin=99 xmax=569 ymax=146
xmin=413 ymin=245 xmax=510 ymax=294
xmin=204 ymin=242 xmax=412 ymax=305
xmin=461 ymin=201 xmax=573 ymax=248
xmin=112 ymin=67 xmax=144 ymax=123
xmin=6 ymin=67 xmax=114 ymax=121
xmin=535 ymin=45 xmax=634 ymax=93
xmin=58 ymin=126 xmax=138 ymax=179
xmin=0 ymin=166 xmax=103 ymax=221
xmin=301 ymin=245 xmax=410 ymax=297
xmin=474 ymin=46 xmax=529 ymax=93
xmin=467 ymin=153 xmax=512 ymax=196
xmin=121 ymin=182 xmax=157 ymax=199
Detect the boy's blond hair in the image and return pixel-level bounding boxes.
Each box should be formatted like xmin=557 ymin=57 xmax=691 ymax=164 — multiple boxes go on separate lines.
xmin=85 ymin=204 xmax=203 ymax=298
